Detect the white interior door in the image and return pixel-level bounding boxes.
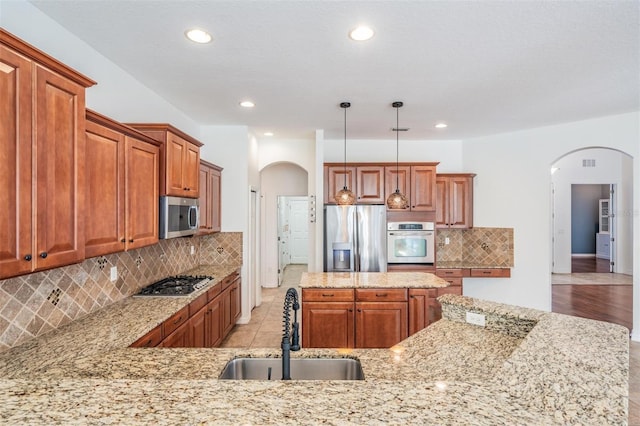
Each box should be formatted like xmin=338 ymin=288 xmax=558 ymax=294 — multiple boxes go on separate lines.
xmin=277 ymin=197 xmax=290 ymax=286
xmin=289 ymin=197 xmax=309 ymax=264
xmin=609 ymin=184 xmax=616 ymax=272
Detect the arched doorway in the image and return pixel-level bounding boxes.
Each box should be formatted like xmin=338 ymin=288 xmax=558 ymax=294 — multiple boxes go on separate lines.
xmin=551 ymin=147 xmax=633 ymax=329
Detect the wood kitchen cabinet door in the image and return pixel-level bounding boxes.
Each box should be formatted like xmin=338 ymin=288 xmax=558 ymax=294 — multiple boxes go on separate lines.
xmin=410 ymin=165 xmax=437 ymax=211
xmin=230 ymin=278 xmax=242 ymax=323
xmin=166 ymin=132 xmax=188 ymax=196
xmin=325 ymin=165 xmax=356 ymax=204
xmin=0 ymin=44 xmax=33 ymax=278
xmin=184 ymin=141 xmax=200 ymax=196
xmin=356 ymin=166 xmax=385 ymax=203
xmin=85 ymin=120 xmax=125 ymax=257
xmin=355 ymin=302 xmax=408 ymax=348
xmin=206 ymin=297 xmax=223 ymax=347
xmin=302 ymin=302 xmax=355 ymax=348
xmin=384 ymin=166 xmax=411 ymax=210
xmin=198 ymin=160 xmax=223 ymax=235
xmin=436 ymin=174 xmax=474 ymax=229
xmin=160 ymin=321 xmax=191 ymax=347
xmin=408 ymin=289 xmax=439 ymax=335
xmin=34 ymin=64 xmax=86 ymax=270
xmin=125 ymin=136 xmax=159 ymax=249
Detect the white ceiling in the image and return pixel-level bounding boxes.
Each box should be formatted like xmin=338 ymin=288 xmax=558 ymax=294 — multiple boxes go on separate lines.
xmin=30 ymin=0 xmax=639 ymax=140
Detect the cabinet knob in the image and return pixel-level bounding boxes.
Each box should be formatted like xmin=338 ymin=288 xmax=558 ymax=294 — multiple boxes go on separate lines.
xmin=357 ymin=308 xmax=362 ymax=312
xmin=24 ymin=254 xmax=32 ymax=261
xmin=348 ymin=309 xmax=353 ymax=313
xmin=129 ymin=239 xmax=134 ymax=243
xmin=410 ymin=295 xmax=415 ymax=299
xmin=120 ymin=238 xmax=126 ymax=243
xmin=40 ymin=252 xmax=48 ymax=259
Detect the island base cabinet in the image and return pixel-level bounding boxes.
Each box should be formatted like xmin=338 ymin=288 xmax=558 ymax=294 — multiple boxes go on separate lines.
xmin=302 ymin=302 xmax=355 ymax=348
xmin=355 ymin=302 xmax=408 ymax=348
xmin=408 ymin=289 xmax=439 ymax=335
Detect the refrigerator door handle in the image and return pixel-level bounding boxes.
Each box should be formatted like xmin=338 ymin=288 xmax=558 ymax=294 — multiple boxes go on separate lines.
xmin=353 ymin=209 xmax=360 ymax=272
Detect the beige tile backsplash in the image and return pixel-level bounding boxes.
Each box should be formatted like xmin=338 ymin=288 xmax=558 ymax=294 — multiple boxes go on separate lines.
xmin=0 ymin=232 xmax=242 ymax=352
xmin=437 ymin=227 xmax=514 ymax=267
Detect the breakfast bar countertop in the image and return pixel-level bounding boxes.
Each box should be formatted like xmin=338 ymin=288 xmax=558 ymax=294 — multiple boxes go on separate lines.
xmin=0 ymin=272 xmax=629 ymax=425
xmin=299 ymin=271 xmax=450 ymax=289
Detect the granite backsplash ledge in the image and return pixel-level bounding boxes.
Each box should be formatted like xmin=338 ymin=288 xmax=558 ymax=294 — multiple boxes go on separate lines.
xmin=436 ymin=227 xmax=514 ymax=267
xmin=0 ymin=232 xmax=243 ymax=352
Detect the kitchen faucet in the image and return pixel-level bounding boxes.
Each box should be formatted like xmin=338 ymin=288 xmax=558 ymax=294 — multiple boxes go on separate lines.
xmin=281 ymin=288 xmax=300 ymax=380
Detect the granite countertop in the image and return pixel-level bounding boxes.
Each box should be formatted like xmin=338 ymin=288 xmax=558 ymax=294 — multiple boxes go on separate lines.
xmin=0 ymin=269 xmax=629 ymax=425
xmin=299 ymin=271 xmax=450 ymax=289
xmin=436 ymin=261 xmax=512 ymax=269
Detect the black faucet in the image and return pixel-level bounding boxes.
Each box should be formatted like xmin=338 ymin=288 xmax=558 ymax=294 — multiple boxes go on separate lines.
xmin=281 ymin=288 xmax=300 ymax=380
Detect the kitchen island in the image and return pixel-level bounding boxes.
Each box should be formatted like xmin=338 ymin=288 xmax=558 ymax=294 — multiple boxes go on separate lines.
xmin=0 ymin=270 xmax=628 ymax=425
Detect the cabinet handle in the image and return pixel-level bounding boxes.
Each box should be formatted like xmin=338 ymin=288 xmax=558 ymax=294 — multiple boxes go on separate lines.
xmin=348 ymin=309 xmax=353 ymax=312
xmin=24 ymin=254 xmax=32 ymax=261
xmin=173 ymin=316 xmax=183 ymax=324
xmin=121 ymin=238 xmax=126 ymax=243
xmin=410 ymin=295 xmax=415 ymax=299
xmin=40 ymin=252 xmax=48 ymax=259
xmin=321 ymin=293 xmax=334 ymax=297
xmin=482 ymin=271 xmax=491 ymax=275
xmin=145 ymin=338 xmax=153 ymax=347
xmin=375 ymin=293 xmax=387 ymax=297
xmin=129 ymin=239 xmax=134 ymax=243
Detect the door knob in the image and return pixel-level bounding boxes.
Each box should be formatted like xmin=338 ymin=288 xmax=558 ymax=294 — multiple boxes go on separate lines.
xmin=24 ymin=254 xmax=32 ymax=261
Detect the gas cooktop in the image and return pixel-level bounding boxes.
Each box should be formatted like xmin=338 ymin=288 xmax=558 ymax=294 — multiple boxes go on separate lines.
xmin=135 ymin=275 xmax=213 ymax=297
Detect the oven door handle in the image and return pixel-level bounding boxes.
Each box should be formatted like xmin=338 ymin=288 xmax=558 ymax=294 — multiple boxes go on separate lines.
xmin=188 ymin=205 xmax=199 ymax=230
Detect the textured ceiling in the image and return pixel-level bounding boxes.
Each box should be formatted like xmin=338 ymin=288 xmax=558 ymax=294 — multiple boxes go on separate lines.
xmin=30 ymin=0 xmax=640 ymax=140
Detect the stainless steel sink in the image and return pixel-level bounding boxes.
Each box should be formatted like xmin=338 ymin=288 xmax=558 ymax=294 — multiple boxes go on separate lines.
xmin=219 ymin=357 xmax=365 ymax=380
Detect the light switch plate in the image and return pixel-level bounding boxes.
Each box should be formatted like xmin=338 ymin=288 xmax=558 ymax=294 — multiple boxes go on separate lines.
xmin=445 ymin=237 xmax=450 ymax=245
xmin=190 ymin=245 xmax=195 ymax=255
xmin=466 ymin=311 xmax=486 ymax=327
xmin=110 ymin=266 xmax=118 ymax=282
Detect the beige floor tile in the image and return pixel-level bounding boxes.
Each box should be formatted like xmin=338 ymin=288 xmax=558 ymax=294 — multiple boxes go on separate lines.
xmin=251 ymin=331 xmax=282 ymax=348
xmin=220 ymin=329 xmax=255 ymax=348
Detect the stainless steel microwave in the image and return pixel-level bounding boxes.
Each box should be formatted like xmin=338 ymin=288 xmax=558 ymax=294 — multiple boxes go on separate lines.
xmin=159 ymin=196 xmax=199 ymax=239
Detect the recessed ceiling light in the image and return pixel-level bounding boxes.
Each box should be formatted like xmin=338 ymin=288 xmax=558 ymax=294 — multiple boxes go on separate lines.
xmin=349 ymin=25 xmax=374 ymax=41
xmin=240 ymin=101 xmax=255 ymax=108
xmin=435 ymin=123 xmax=448 ymax=129
xmin=263 ymin=132 xmax=274 ymax=136
xmin=185 ymin=28 xmax=212 ymax=44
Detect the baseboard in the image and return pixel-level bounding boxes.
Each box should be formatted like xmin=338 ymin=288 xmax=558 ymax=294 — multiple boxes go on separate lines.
xmin=571 ymin=253 xmax=596 ymax=258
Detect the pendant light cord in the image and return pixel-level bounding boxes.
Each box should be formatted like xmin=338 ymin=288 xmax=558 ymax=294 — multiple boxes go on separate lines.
xmin=344 ymin=105 xmax=347 ymax=188
xmin=395 ymin=105 xmax=399 ymax=191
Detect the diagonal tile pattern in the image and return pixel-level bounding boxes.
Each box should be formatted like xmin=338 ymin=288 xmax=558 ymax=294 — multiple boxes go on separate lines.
xmin=437 ymin=227 xmax=514 ymax=267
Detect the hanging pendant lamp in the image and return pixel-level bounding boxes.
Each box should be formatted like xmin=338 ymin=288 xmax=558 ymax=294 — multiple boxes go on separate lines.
xmin=386 ymin=101 xmax=409 ymax=209
xmin=335 ymin=102 xmax=356 ymax=205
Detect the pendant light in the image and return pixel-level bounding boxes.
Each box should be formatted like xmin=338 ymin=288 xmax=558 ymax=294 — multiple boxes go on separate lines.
xmin=334 ymin=102 xmax=356 ymax=205
xmin=386 ymin=101 xmax=409 ymax=209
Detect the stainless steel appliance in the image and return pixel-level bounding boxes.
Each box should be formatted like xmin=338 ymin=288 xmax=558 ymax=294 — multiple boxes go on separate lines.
xmin=134 ymin=275 xmax=213 ymax=297
xmin=159 ymin=196 xmax=199 ymax=239
xmin=324 ymin=205 xmax=387 ymax=272
xmin=387 ymin=221 xmax=435 ymax=264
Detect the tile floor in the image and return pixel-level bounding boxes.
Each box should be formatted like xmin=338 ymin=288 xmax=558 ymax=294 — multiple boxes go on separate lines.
xmin=221 ymin=265 xmax=639 ymax=423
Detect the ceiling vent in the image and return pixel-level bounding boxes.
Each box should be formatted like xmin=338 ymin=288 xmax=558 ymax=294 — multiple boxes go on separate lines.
xmin=582 ymin=159 xmax=596 ymax=167
xmin=391 ymin=128 xmax=409 ymax=131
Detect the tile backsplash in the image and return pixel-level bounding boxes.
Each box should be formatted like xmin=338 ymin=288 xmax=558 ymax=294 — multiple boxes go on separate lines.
xmin=437 ymin=227 xmax=514 ymax=267
xmin=0 ymin=232 xmax=242 ymax=352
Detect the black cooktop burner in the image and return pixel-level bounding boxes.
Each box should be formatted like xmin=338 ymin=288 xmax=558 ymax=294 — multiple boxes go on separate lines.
xmin=135 ymin=275 xmax=213 ymax=296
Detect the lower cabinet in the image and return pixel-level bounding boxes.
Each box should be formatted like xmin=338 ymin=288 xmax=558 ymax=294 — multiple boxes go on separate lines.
xmin=130 ymin=270 xmax=240 ymax=348
xmin=408 ymin=288 xmax=439 ymax=335
xmin=302 ymin=288 xmax=411 ymax=349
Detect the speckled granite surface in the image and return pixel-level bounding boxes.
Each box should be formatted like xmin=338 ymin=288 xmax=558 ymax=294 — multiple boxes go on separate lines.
xmin=0 ymin=272 xmax=628 ymax=425
xmin=299 ymin=271 xmax=450 ymax=289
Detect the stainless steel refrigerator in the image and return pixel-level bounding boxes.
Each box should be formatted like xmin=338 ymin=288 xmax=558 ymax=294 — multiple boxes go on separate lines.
xmin=324 ymin=205 xmax=387 ymax=272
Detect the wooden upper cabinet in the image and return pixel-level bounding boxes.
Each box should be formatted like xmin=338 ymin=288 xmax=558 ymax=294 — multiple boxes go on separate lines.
xmin=125 ymin=123 xmax=203 ymax=198
xmin=198 ymin=160 xmax=223 ymax=235
xmin=85 ymin=110 xmax=161 ymax=255
xmin=325 ymin=165 xmax=356 ymax=204
xmin=85 ymin=119 xmax=125 ymax=258
xmin=410 ymin=165 xmax=437 ymax=211
xmin=436 ymin=174 xmax=475 ymax=229
xmin=0 ymin=29 xmax=96 ymax=279
xmin=0 ymin=44 xmax=33 ymax=278
xmin=125 ymin=136 xmax=160 ymax=249
xmin=356 ymin=166 xmax=385 ymax=203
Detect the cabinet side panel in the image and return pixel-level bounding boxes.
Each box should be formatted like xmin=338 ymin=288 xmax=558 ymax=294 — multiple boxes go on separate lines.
xmin=0 ymin=45 xmax=32 ymax=277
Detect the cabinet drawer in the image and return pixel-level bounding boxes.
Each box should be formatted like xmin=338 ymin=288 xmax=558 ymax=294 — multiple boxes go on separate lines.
xmin=221 ymin=271 xmax=240 ymax=290
xmin=207 ymin=282 xmax=222 ymax=300
xmin=356 ymin=288 xmax=407 ymax=302
xmin=302 ymin=289 xmax=354 ymax=302
xmin=440 ymin=277 xmax=463 ymax=286
xmin=189 ymin=292 xmax=208 ymax=314
xmin=437 ymin=286 xmax=462 ymax=297
xmin=163 ymin=305 xmax=190 ymax=336
xmin=435 ymin=269 xmax=468 ymax=278
xmin=470 ymin=268 xmax=511 ymax=278
xmin=130 ymin=325 xmax=163 ymax=347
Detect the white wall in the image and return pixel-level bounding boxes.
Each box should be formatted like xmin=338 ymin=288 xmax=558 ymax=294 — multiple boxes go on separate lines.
xmin=323 ymin=139 xmax=464 ymax=172
xmin=1 ymin=0 xmax=200 ymax=136
xmin=552 ymin=148 xmax=631 ymax=274
xmin=462 ymin=113 xmax=639 ymax=320
xmin=260 ymin=164 xmax=308 ymax=287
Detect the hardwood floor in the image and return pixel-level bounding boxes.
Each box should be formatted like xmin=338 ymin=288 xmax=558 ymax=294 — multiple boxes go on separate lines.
xmin=552 ymin=284 xmax=632 ymax=330
xmin=571 ymin=256 xmax=611 ymax=273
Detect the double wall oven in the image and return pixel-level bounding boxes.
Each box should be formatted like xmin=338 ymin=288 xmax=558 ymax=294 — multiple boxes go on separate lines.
xmin=387 ymin=221 xmax=435 ymax=264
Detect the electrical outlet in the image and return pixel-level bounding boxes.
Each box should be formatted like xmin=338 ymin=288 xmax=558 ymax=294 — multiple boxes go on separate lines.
xmin=190 ymin=245 xmax=195 ymax=255
xmin=110 ymin=266 xmax=118 ymax=282
xmin=466 ymin=311 xmax=486 ymax=327
xmin=445 ymin=237 xmax=450 ymax=245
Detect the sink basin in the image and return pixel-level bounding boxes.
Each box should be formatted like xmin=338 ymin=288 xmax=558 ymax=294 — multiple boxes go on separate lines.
xmin=219 ymin=357 xmax=365 ymax=380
